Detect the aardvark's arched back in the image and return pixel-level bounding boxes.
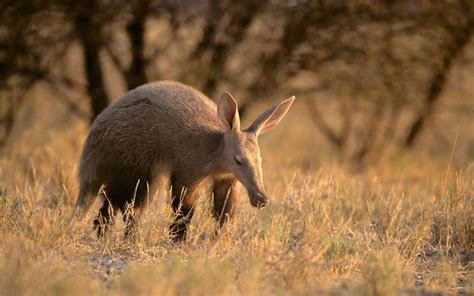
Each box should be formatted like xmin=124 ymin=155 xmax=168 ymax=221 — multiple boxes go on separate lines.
xmin=75 ymin=80 xmax=295 ymax=241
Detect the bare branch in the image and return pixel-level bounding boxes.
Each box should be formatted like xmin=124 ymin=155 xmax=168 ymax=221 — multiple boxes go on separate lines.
xmin=104 ymin=43 xmax=127 ymax=74
xmin=305 ymin=99 xmax=345 ymax=150
xmin=43 ymin=75 xmax=89 ymax=119
xmin=404 ymin=14 xmax=474 ymax=146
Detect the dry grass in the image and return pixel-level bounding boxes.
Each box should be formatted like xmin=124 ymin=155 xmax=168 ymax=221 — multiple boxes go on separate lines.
xmin=1 ymin=156 xmax=472 ymax=295
xmin=0 ymin=94 xmax=473 ymax=295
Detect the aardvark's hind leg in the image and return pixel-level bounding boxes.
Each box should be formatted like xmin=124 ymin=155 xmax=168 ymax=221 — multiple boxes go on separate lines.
xmin=120 ymin=177 xmax=151 ymax=239
xmin=121 ymin=203 xmax=144 ymax=239
xmin=169 ymin=177 xmax=198 ymax=242
xmin=93 ymin=199 xmax=117 ymax=238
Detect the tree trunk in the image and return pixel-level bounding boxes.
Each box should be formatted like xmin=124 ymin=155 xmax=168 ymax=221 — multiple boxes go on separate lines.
xmin=194 ymin=1 xmax=265 ymax=96
xmin=125 ymin=0 xmax=149 ymax=89
xmin=0 ymin=94 xmax=16 ymax=148
xmin=75 ymin=12 xmax=109 ymax=123
xmin=404 ymin=17 xmax=474 ymax=147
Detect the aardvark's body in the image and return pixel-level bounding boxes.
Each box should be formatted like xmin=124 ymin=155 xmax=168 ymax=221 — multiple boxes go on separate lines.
xmin=75 ymin=80 xmax=294 ymax=241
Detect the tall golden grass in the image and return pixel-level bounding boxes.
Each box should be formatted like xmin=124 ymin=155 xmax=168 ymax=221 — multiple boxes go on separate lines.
xmin=0 ymin=93 xmax=472 ymax=295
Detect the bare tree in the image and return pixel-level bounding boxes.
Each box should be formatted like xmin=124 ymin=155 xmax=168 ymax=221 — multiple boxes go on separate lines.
xmin=192 ymin=0 xmax=266 ymax=97
xmin=1 ymin=0 xmax=472 ymax=165
xmin=250 ymin=0 xmax=474 ymax=165
xmin=0 ymin=0 xmax=71 ymax=147
xmin=403 ymin=1 xmax=474 ymax=146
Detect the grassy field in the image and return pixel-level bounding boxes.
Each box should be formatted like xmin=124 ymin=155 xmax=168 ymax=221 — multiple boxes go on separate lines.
xmin=0 ymin=92 xmax=473 ymax=295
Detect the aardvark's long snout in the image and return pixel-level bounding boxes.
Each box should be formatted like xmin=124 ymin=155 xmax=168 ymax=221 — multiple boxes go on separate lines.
xmin=248 ymin=189 xmax=269 ymax=208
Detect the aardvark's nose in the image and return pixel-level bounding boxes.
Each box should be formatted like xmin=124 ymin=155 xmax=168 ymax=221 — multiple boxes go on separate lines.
xmin=249 ymin=190 xmax=269 ymax=208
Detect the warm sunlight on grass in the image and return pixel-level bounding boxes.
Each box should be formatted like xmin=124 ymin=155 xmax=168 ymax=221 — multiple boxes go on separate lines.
xmin=0 ymin=118 xmax=472 ymax=295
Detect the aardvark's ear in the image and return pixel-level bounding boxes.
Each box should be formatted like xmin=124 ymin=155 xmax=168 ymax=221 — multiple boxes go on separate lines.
xmin=247 ymin=96 xmax=295 ymax=136
xmin=217 ymin=91 xmax=240 ymax=131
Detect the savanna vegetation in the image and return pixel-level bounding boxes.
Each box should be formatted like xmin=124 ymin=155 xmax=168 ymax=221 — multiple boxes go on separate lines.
xmin=0 ymin=0 xmax=473 ymax=295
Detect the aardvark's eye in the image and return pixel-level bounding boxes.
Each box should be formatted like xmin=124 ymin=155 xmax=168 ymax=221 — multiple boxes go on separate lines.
xmin=234 ymin=155 xmax=243 ymax=166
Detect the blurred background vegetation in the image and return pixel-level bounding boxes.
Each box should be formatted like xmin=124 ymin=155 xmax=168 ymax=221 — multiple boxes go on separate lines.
xmin=1 ymin=0 xmax=473 ymax=170
xmin=0 ymin=2 xmax=473 ymax=294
